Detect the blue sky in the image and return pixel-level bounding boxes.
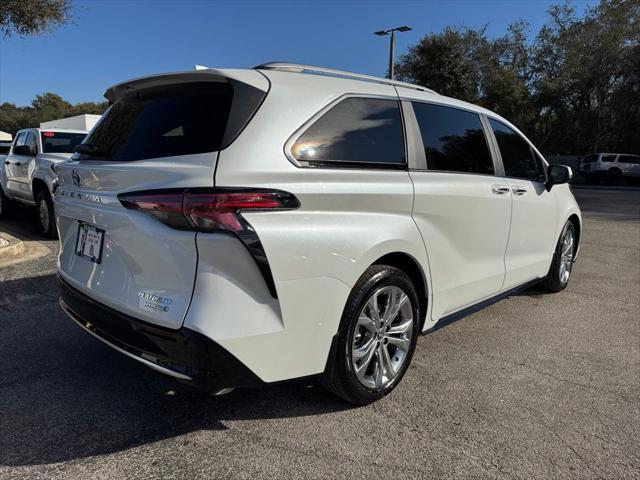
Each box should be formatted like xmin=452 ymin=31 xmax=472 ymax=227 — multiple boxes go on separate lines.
xmin=0 ymin=0 xmax=594 ymax=106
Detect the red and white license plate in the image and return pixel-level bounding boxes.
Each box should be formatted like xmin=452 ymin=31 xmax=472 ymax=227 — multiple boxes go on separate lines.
xmin=75 ymin=222 xmax=105 ymax=263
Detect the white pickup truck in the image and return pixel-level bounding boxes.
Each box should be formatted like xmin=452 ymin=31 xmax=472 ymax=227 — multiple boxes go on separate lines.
xmin=0 ymin=128 xmax=87 ymax=237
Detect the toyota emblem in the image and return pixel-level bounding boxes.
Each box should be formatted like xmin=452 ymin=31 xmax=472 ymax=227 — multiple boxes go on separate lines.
xmin=72 ymin=169 xmax=82 ymax=187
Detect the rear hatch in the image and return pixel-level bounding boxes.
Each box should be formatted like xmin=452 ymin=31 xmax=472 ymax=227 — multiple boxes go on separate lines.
xmin=55 ymin=69 xmax=269 ymax=329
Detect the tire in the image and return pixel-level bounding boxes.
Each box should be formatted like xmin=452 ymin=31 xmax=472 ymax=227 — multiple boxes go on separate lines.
xmin=0 ymin=186 xmax=12 ymax=218
xmin=541 ymin=221 xmax=576 ymax=292
xmin=36 ymin=190 xmax=57 ymax=238
xmin=321 ymin=265 xmax=420 ymax=405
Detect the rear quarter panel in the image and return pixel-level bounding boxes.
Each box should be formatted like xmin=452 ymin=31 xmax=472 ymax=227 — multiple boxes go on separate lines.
xmin=204 ymin=72 xmax=433 ymax=381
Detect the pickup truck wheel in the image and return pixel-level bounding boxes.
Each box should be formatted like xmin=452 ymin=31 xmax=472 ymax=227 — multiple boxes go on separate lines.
xmin=36 ymin=190 xmax=57 ymax=239
xmin=321 ymin=265 xmax=420 ymax=405
xmin=0 ymin=186 xmax=13 ymax=218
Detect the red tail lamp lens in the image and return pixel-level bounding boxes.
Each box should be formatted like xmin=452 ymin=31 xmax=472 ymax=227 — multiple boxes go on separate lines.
xmin=119 ymin=193 xmax=189 ymax=228
xmin=184 ymin=192 xmax=285 ymax=232
xmin=119 ymin=189 xmax=299 ymax=233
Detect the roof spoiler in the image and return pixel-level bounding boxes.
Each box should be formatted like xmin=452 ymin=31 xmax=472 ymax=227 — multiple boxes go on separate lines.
xmin=103 ymin=68 xmax=269 ymax=102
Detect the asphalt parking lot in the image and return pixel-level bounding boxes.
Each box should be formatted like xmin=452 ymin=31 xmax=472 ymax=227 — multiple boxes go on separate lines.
xmin=0 ymin=187 xmax=638 ymax=480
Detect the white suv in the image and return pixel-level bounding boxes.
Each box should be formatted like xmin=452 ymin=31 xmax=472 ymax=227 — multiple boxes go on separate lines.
xmin=578 ymin=153 xmax=640 ymax=183
xmin=54 ymin=63 xmax=581 ymax=404
xmin=0 ymin=127 xmax=87 ymax=236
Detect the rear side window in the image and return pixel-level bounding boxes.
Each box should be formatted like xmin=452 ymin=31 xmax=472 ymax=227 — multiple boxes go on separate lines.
xmin=80 ymin=81 xmax=265 ymax=161
xmin=0 ymin=144 xmax=10 ymax=154
xmin=412 ymin=102 xmax=494 ymax=175
xmin=618 ymin=155 xmax=639 ymax=164
xmin=41 ymin=132 xmax=86 ymax=153
xmin=291 ymin=97 xmax=406 ymax=167
xmin=489 ymin=119 xmax=544 ymax=182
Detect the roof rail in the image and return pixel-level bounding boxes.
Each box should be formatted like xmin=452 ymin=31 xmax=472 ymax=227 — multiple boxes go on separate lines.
xmin=255 ymin=62 xmax=436 ymax=94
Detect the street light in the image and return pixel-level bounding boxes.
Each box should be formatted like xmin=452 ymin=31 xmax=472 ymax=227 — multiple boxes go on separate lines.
xmin=374 ymin=25 xmax=412 ymax=80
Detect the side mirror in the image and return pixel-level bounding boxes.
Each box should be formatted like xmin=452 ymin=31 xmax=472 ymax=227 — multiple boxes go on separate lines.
xmin=546 ymin=164 xmax=572 ymax=191
xmin=13 ymin=144 xmax=35 ymax=156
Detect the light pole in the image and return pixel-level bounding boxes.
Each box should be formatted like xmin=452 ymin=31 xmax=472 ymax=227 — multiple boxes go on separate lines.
xmin=374 ymin=26 xmax=412 ymax=80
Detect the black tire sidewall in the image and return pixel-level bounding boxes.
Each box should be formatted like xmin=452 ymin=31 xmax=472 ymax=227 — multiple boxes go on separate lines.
xmin=545 ymin=221 xmax=575 ymax=292
xmin=36 ymin=190 xmax=56 ymax=238
xmin=0 ymin=186 xmax=9 ymax=218
xmin=331 ymin=266 xmax=420 ymax=405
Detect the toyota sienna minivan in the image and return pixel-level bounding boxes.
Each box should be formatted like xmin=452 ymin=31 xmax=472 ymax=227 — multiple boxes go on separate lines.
xmin=54 ymin=63 xmax=581 ymax=405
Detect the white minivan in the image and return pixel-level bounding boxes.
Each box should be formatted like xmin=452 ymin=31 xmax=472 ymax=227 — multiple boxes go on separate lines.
xmin=54 ymin=64 xmax=581 ymax=404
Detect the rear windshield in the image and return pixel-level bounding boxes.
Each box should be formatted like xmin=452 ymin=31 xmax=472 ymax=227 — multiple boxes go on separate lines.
xmin=41 ymin=132 xmax=86 ymax=153
xmin=79 ymin=81 xmax=265 ymax=161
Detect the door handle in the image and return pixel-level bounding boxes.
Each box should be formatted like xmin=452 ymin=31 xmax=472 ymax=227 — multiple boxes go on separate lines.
xmin=491 ymin=185 xmax=510 ymax=195
xmin=512 ymin=187 xmax=527 ymax=196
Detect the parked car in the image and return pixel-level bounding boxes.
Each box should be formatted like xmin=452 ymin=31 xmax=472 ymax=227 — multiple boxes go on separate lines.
xmin=0 ymin=128 xmax=87 ymax=236
xmin=578 ymin=153 xmax=640 ymax=183
xmin=54 ymin=63 xmax=581 ymax=405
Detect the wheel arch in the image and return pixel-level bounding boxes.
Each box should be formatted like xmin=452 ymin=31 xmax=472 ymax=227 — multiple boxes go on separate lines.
xmin=371 ymin=251 xmax=429 ymax=331
xmin=567 ymin=213 xmax=581 ymax=260
xmin=32 ymin=177 xmax=50 ymax=200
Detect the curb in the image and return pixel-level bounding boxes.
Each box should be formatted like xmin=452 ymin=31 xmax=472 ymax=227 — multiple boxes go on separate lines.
xmin=0 ymin=232 xmax=26 ymax=260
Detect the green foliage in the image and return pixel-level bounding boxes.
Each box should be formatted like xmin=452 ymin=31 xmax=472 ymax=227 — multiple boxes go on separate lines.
xmin=0 ymin=0 xmax=72 ymax=37
xmin=395 ymin=0 xmax=640 ymax=155
xmin=0 ymin=94 xmax=107 ymax=136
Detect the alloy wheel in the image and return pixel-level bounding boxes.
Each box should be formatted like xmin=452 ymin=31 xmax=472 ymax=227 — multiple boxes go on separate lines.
xmin=559 ymin=227 xmax=574 ymax=285
xmin=39 ymin=197 xmax=50 ymax=231
xmin=350 ymin=286 xmax=414 ymax=389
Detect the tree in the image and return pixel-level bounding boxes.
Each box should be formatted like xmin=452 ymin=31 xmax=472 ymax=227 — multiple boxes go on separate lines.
xmin=533 ymin=0 xmax=640 ymax=153
xmin=395 ymin=26 xmax=489 ymax=104
xmin=0 ymin=0 xmax=72 ymax=38
xmin=0 ymin=94 xmax=107 ymax=136
xmin=394 ymin=0 xmax=640 ymax=155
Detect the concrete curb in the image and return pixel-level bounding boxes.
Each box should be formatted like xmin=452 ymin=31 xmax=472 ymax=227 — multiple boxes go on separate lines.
xmin=0 ymin=232 xmax=25 ymax=260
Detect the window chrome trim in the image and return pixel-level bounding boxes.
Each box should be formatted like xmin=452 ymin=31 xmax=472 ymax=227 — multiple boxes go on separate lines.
xmin=283 ymin=93 xmax=408 ymax=170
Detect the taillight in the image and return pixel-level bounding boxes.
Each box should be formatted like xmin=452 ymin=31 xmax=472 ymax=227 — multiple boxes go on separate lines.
xmin=118 ymin=188 xmax=299 ymax=233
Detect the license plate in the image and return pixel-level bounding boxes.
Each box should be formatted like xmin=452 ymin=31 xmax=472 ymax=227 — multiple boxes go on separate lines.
xmin=75 ymin=222 xmax=105 ymax=263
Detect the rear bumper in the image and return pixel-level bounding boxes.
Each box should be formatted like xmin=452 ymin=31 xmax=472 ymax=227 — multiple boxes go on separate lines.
xmin=57 ymin=275 xmax=264 ymax=389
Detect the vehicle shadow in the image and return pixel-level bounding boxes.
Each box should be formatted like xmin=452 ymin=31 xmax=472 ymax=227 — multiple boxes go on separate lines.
xmin=513 ymin=283 xmax=548 ymax=298
xmin=0 ymin=203 xmax=48 ymax=241
xmin=0 ymin=273 xmax=351 ymax=467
